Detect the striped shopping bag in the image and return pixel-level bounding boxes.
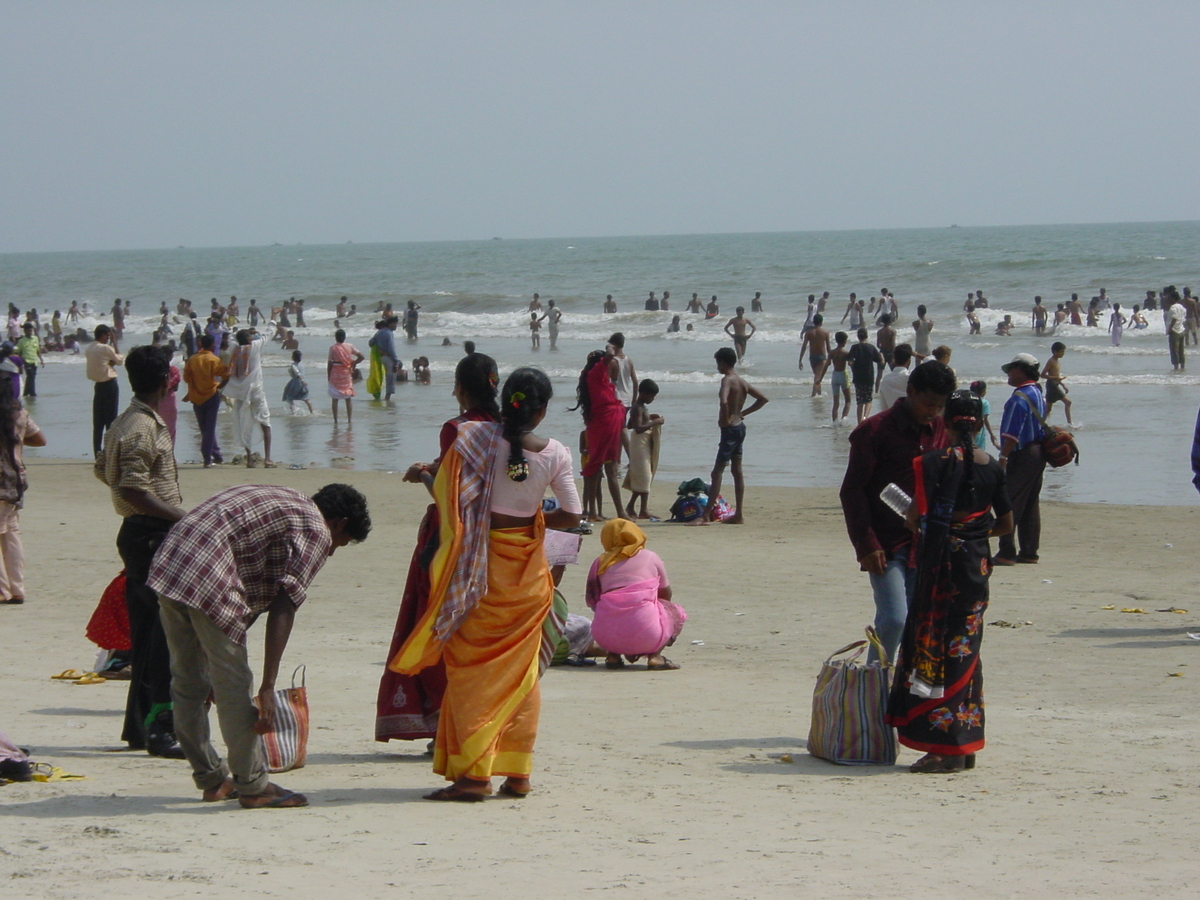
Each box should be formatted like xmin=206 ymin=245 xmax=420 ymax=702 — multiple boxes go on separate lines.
xmin=254 ymin=666 xmax=309 ymax=773
xmin=807 ymin=627 xmax=898 ymax=766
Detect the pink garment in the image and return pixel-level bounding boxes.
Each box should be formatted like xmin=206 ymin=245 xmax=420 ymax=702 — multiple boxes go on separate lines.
xmin=586 ymin=550 xmax=685 ymax=656
xmin=328 ymin=341 xmax=358 ymax=397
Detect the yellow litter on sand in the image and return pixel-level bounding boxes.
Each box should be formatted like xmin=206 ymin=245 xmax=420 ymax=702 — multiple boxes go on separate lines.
xmin=1167 ymin=673 xmax=1184 ymax=678
xmin=50 ymin=669 xmax=86 ymax=680
xmin=1100 ymin=605 xmax=1115 ymax=610
xmin=31 ymin=764 xmax=86 ymax=782
xmin=1120 ymin=608 xmax=1147 ymax=614
xmin=1157 ymin=607 xmax=1189 ymax=614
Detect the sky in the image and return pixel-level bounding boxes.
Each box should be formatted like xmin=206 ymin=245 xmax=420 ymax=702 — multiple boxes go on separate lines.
xmin=2 ymin=1 xmax=1199 ymax=253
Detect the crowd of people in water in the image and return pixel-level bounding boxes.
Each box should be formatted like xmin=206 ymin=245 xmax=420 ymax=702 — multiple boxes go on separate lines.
xmin=0 ymin=277 xmax=1189 ymax=794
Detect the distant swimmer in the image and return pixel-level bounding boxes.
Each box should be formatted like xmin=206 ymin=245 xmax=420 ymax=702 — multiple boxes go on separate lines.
xmin=603 ymin=294 xmax=617 ymax=313
xmin=336 ymin=296 xmax=348 ymax=318
xmin=912 ymin=305 xmax=934 ymax=360
xmin=644 ymin=292 xmax=659 ymax=311
xmin=667 ymin=315 xmax=681 ymax=333
xmin=1128 ymin=304 xmax=1148 ymax=330
xmin=846 ymin=327 xmax=884 ymax=423
xmin=840 ymin=292 xmax=859 ymax=326
xmin=875 ymin=314 xmax=897 ymax=368
xmin=705 ymin=296 xmax=719 ymax=320
xmin=818 ymin=291 xmax=830 ymax=313
xmin=1041 ymin=341 xmax=1072 ymax=424
xmin=1067 ymin=293 xmax=1083 ymax=325
xmin=529 ymin=312 xmax=541 ymax=350
xmin=661 ymin=291 xmax=670 ymax=312
xmin=1108 ymin=303 xmax=1126 ymax=347
xmin=529 ymin=293 xmax=543 ymax=312
xmin=1050 ymin=303 xmax=1067 ymax=334
xmin=723 ymin=307 xmax=756 ymax=362
xmin=799 ymin=314 xmax=832 ymax=396
xmin=1032 ymin=296 xmax=1048 ymax=336
xmin=1086 ymin=298 xmax=1101 ymax=327
xmin=802 ymin=295 xmax=817 ymax=334
xmin=750 ymin=292 xmax=763 ymax=313
xmin=540 ymin=299 xmax=563 ymax=350
xmin=687 ymin=293 xmax=702 ymax=314
xmin=828 ymin=331 xmax=851 ymax=422
xmin=995 ymin=315 xmax=1013 ymax=336
xmin=973 ymin=289 xmax=989 ymax=309
xmin=697 ymin=347 xmax=768 ymax=525
xmin=964 ymin=300 xmax=981 ymax=335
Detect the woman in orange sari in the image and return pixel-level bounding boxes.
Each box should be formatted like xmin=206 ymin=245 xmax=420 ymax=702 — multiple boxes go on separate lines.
xmin=391 ymin=367 xmax=583 ymax=801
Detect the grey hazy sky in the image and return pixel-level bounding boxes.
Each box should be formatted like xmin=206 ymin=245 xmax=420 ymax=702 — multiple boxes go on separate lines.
xmin=3 ymin=1 xmax=1198 ymax=253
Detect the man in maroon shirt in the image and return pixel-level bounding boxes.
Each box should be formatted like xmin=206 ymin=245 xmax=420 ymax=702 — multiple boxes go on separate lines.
xmin=839 ymin=361 xmax=956 ymax=662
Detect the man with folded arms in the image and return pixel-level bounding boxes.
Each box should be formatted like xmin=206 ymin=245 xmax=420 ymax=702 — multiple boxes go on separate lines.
xmin=148 ymin=483 xmax=371 ymax=809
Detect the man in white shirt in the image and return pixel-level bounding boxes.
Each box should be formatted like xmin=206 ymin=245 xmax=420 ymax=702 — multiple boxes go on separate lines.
xmin=877 ymin=344 xmax=913 ymax=410
xmin=219 ymin=329 xmax=274 ymax=467
xmin=1167 ymin=295 xmax=1188 ymax=371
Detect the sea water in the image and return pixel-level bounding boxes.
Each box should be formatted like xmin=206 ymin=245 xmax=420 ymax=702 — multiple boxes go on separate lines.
xmin=3 ymin=221 xmax=1198 ymax=505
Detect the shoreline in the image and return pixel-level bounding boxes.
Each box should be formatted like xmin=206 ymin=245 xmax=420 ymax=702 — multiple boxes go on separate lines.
xmin=1 ymin=459 xmax=1197 ymax=897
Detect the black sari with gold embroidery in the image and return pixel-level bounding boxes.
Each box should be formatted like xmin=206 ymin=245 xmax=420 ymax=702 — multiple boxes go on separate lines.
xmin=886 ymin=446 xmax=1009 ymax=757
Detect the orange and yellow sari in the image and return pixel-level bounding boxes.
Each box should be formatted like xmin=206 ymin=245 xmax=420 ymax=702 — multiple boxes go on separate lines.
xmin=390 ymin=422 xmax=553 ymax=781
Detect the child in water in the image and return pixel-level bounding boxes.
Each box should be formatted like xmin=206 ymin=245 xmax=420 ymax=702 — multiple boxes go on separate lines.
xmin=282 ymin=350 xmax=314 ymax=414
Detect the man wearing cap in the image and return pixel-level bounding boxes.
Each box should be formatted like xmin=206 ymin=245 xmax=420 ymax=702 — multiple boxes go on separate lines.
xmin=995 ymin=353 xmax=1046 ymax=565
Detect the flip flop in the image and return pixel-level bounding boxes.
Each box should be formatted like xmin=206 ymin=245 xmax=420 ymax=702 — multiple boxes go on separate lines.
xmin=239 ymin=786 xmax=308 ymax=809
xmin=497 ymin=783 xmax=530 ymax=799
xmin=73 ymin=672 xmax=107 ymax=685
xmin=51 ymin=669 xmax=86 ymax=680
xmin=263 ymin=461 xmax=278 ymax=468
xmin=424 ymin=786 xmax=490 ymax=802
xmin=647 ymin=658 xmax=681 ymax=671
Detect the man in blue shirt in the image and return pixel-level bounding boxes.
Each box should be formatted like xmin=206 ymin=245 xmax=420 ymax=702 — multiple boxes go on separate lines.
xmin=995 ymin=352 xmax=1046 ymax=565
xmin=372 ymin=316 xmax=399 ymax=400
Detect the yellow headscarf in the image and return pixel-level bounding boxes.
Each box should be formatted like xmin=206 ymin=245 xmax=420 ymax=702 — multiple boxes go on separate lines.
xmin=596 ymin=519 xmax=647 ymax=575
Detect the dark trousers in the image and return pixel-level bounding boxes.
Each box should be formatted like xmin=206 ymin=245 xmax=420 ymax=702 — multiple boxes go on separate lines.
xmin=1169 ymin=331 xmax=1186 ymax=368
xmin=192 ymin=394 xmax=222 ymax=464
xmin=997 ymin=441 xmax=1046 ymax=561
xmin=92 ymin=379 xmax=119 ymax=455
xmin=116 ymin=515 xmax=175 ymax=748
xmin=22 ymin=364 xmax=36 ymax=397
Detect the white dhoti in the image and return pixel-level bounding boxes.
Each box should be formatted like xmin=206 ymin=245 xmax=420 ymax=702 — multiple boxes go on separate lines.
xmin=231 ymin=384 xmax=270 ymax=449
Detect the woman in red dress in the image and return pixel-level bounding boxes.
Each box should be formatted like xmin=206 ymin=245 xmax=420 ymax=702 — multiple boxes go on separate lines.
xmin=375 ymin=353 xmax=500 ymax=744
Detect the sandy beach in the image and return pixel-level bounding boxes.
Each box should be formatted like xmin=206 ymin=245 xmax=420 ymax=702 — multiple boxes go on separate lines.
xmin=1 ymin=457 xmax=1197 ymax=898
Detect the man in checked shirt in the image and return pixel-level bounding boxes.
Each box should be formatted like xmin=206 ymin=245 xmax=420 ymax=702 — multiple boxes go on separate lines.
xmin=147 ymin=483 xmax=370 ymax=809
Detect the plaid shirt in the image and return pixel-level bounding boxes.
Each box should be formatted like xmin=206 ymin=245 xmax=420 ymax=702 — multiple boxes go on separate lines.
xmin=94 ymin=399 xmax=182 ymax=517
xmin=147 ymin=485 xmax=332 ymax=646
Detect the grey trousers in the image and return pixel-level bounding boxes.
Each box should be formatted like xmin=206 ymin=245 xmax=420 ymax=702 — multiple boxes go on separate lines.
xmin=157 ymin=595 xmax=269 ymax=795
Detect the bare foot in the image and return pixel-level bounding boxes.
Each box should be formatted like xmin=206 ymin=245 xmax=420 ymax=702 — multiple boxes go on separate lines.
xmin=722 ymin=514 xmax=744 ymax=525
xmin=202 ymin=777 xmax=238 ymax=802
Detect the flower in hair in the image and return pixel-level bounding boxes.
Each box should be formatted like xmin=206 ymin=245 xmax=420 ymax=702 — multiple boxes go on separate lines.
xmin=507 ymin=459 xmax=530 ymax=481
xmin=488 ymin=373 xmax=499 ymax=387
xmin=509 ymin=390 xmax=526 ymax=409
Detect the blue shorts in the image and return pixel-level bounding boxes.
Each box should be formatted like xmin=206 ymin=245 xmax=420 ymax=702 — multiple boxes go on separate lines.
xmin=716 ymin=423 xmax=746 ymax=463
xmin=831 ymin=370 xmax=848 ymax=391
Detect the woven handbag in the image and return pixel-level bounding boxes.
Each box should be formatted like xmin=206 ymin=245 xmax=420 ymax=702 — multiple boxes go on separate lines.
xmin=807 ymin=627 xmax=898 ymax=766
xmin=254 ymin=665 xmax=309 ymax=773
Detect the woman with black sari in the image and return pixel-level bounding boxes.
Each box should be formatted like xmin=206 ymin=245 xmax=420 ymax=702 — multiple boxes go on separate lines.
xmin=887 ymin=390 xmax=1013 ymax=773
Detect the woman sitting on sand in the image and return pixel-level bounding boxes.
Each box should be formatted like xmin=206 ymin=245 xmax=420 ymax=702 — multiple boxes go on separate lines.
xmin=886 ymin=391 xmax=1013 ymax=773
xmin=572 ymin=349 xmax=629 ymax=522
xmin=586 ymin=519 xmax=686 ymax=670
xmin=389 ymin=367 xmax=583 ymax=801
xmin=376 ymin=352 xmax=500 ymax=746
